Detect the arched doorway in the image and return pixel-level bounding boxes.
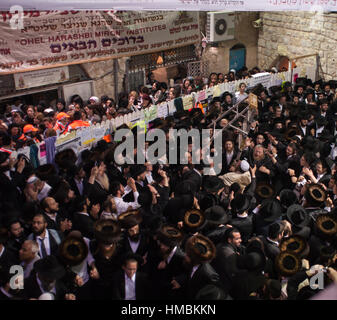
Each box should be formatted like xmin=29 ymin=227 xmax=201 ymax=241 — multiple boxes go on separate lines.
xmin=229 ymin=43 xmax=246 ymax=71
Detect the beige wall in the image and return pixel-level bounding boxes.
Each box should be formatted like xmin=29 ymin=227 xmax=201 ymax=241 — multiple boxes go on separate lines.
xmin=202 ymin=12 xmax=259 ymax=74
xmin=258 ymin=11 xmax=337 ymax=80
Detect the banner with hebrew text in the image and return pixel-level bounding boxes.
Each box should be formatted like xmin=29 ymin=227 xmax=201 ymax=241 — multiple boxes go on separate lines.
xmin=0 ymin=10 xmax=199 ymax=74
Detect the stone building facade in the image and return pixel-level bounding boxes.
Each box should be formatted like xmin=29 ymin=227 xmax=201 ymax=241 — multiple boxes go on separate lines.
xmin=257 ymin=11 xmax=337 ymax=80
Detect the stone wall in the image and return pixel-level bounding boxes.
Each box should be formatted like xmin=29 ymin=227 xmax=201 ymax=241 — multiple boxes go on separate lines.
xmin=202 ymin=12 xmax=259 ymax=74
xmin=258 ymin=12 xmax=337 ymax=80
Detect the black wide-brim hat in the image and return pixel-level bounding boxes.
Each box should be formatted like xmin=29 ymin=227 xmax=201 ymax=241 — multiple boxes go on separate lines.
xmin=35 ymin=164 xmax=57 ymax=181
xmin=279 ymin=235 xmax=309 ymax=258
xmin=176 ymin=179 xmax=198 ymax=196
xmin=305 ymin=183 xmax=327 ymax=206
xmin=94 ymin=219 xmax=121 ymax=244
xmin=280 ymin=189 xmax=298 ymax=209
xmin=58 ymin=235 xmax=88 ymax=266
xmin=275 ymin=252 xmax=302 ymax=277
xmin=256 ymin=182 xmax=275 ymax=201
xmin=258 ymin=198 xmax=282 ymax=223
xmin=242 ymin=247 xmax=266 ymax=272
xmin=286 ymin=204 xmax=310 ymax=227
xmin=130 ymin=164 xmax=147 ymax=179
xmin=0 ymin=151 xmax=9 ymax=165
xmin=204 ymin=205 xmax=229 ymax=225
xmin=203 ymin=176 xmax=225 ymax=193
xmin=230 ymin=194 xmax=251 ymax=214
xmin=157 ymin=225 xmax=184 ymax=247
xmin=183 ymin=209 xmax=207 ymax=233
xmin=118 ymin=209 xmax=143 ymax=229
xmin=185 ymin=234 xmax=216 ymax=263
xmin=34 ymin=255 xmax=66 ymax=280
xmin=316 ymin=214 xmax=337 ymax=238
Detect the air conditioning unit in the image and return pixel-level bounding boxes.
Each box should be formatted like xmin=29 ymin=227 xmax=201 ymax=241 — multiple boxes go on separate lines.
xmin=206 ymin=11 xmax=235 ymax=43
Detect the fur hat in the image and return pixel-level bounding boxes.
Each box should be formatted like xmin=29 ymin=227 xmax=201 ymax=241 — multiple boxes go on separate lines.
xmin=183 ymin=209 xmax=207 ymax=233
xmin=157 ymin=225 xmax=184 ymax=248
xmin=58 ymin=232 xmax=88 ymax=266
xmin=185 ymin=234 xmax=216 ymax=264
xmin=279 ymin=235 xmax=309 ymax=258
xmin=275 ymin=251 xmax=302 ymax=277
xmin=93 ymin=220 xmax=121 ymax=244
xmin=118 ymin=209 xmax=142 ymax=229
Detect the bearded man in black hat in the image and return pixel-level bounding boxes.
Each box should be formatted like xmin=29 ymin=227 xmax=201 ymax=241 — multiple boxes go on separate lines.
xmin=119 ymin=212 xmax=149 ymax=269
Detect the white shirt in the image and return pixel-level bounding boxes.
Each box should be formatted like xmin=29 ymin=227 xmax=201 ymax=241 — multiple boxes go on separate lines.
xmin=300 ymin=126 xmax=306 ymax=136
xmin=0 ymin=246 xmax=5 ymax=258
xmin=226 ymin=151 xmax=234 ymax=165
xmin=166 ymin=246 xmax=177 ymax=264
xmin=124 ymin=272 xmax=136 ymax=300
xmin=22 ymin=256 xmax=40 ymax=279
xmin=145 ymin=172 xmax=153 ymax=185
xmin=74 ymin=178 xmax=84 ymax=196
xmin=114 ymin=191 xmax=140 ymax=216
xmin=45 ymin=212 xmax=57 ymax=222
xmin=128 ymin=238 xmax=140 ymax=253
xmin=190 ymin=265 xmax=200 ymax=279
xmin=36 ymin=274 xmax=56 ymax=295
xmin=37 ymin=229 xmax=51 ymax=257
xmin=71 ymin=237 xmax=94 ymax=284
xmin=37 ymin=183 xmax=52 ymax=202
xmin=267 ymin=237 xmax=279 ymax=246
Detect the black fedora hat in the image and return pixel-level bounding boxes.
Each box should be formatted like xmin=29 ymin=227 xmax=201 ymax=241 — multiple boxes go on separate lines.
xmin=34 ymin=255 xmax=66 ymax=280
xmin=204 ymin=205 xmax=229 ymax=226
xmin=305 ymin=183 xmax=327 ymax=207
xmin=157 ymin=225 xmax=184 ymax=247
xmin=58 ymin=233 xmax=88 ymax=266
xmin=183 ymin=209 xmax=207 ymax=233
xmin=94 ymin=219 xmax=121 ymax=244
xmin=258 ymin=199 xmax=282 ymax=223
xmin=230 ymin=194 xmax=250 ymax=214
xmin=279 ymin=235 xmax=309 ymax=258
xmin=275 ymin=251 xmax=302 ymax=277
xmin=175 ymin=179 xmax=198 ymax=196
xmin=280 ymin=189 xmax=298 ymax=209
xmin=256 ymin=182 xmax=275 ymax=200
xmin=242 ymin=247 xmax=266 ymax=272
xmin=35 ymin=164 xmax=57 ymax=181
xmin=130 ymin=164 xmax=147 ymax=179
xmin=286 ymin=204 xmax=310 ymax=227
xmin=118 ymin=209 xmax=142 ymax=229
xmin=185 ymin=234 xmax=216 ymax=263
xmin=202 ymin=176 xmax=225 ymax=193
xmin=316 ymin=214 xmax=337 ymax=238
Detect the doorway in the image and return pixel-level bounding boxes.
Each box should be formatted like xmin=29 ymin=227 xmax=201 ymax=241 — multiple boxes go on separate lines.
xmin=229 ymin=44 xmax=246 ymax=71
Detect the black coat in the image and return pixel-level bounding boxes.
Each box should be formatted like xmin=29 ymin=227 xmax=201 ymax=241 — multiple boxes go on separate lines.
xmin=111 ymin=270 xmax=151 ymax=300
xmin=23 ymin=272 xmax=66 ymax=300
xmin=211 ymin=243 xmax=243 ymax=293
xmin=259 ymin=236 xmax=280 ymax=261
xmin=0 ymin=171 xmax=25 ymax=212
xmin=186 ymin=263 xmax=220 ymax=299
xmin=72 ymin=212 xmax=95 ymax=239
xmin=182 ymin=169 xmax=202 ymax=192
xmin=28 ymin=229 xmax=62 ymax=257
xmin=120 ymin=232 xmax=149 ymax=258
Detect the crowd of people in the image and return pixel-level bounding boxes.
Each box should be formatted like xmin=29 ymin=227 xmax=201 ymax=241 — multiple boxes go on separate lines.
xmin=0 ymin=68 xmax=337 ymax=300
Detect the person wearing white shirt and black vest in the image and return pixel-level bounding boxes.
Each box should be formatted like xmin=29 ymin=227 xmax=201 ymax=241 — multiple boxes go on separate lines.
xmin=111 ymin=253 xmax=151 ymax=300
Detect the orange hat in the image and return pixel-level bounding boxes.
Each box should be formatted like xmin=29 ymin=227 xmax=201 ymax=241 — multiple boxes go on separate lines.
xmin=23 ymin=124 xmax=38 ymax=134
xmin=56 ymin=112 xmax=70 ymax=121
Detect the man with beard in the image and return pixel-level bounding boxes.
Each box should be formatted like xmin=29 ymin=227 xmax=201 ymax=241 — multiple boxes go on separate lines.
xmin=23 ymin=255 xmax=68 ymax=300
xmin=6 ymin=218 xmax=26 ymax=259
xmin=111 ymin=179 xmax=141 ymax=216
xmin=119 ymin=212 xmax=149 ymax=269
xmin=172 ymin=234 xmax=220 ymax=299
xmin=19 ymin=240 xmax=40 ymax=279
xmin=212 ymin=228 xmax=245 ymax=295
xmin=27 ymin=213 xmax=62 ymax=258
xmin=41 ymin=196 xmax=72 ymax=234
xmin=241 ymin=144 xmax=274 ymax=183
